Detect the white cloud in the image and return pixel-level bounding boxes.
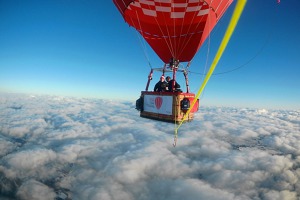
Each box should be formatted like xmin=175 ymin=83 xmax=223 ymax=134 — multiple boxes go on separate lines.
xmin=16 ymin=179 xmax=56 ymax=200
xmin=0 ymin=93 xmax=299 ymax=200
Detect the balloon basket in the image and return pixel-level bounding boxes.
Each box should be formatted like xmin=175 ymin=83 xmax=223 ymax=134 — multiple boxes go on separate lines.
xmin=136 ymin=91 xmax=199 ymax=123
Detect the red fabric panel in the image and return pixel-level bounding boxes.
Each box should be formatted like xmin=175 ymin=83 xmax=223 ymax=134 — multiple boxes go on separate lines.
xmin=113 ymin=0 xmax=233 ymax=63
xmin=113 ymin=0 xmax=133 ymax=15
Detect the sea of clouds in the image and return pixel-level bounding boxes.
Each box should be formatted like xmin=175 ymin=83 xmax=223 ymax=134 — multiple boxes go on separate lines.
xmin=0 ymin=93 xmax=299 ymax=200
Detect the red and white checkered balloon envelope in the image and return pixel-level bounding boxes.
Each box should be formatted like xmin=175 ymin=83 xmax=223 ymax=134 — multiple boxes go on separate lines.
xmin=113 ymin=0 xmax=233 ymax=63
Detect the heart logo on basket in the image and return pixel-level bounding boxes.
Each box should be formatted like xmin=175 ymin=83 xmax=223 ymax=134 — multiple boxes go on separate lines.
xmin=155 ymin=97 xmax=163 ymax=109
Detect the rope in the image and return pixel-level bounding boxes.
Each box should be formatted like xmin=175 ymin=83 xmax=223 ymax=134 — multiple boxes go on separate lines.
xmin=173 ymin=96 xmax=178 ymax=146
xmin=153 ymin=1 xmax=176 ymax=59
xmin=133 ymin=10 xmax=153 ymax=69
xmin=189 ymin=0 xmax=279 ymax=77
xmin=177 ymin=1 xmax=208 ymax=60
xmin=198 ymin=5 xmax=212 ymax=98
xmin=173 ymin=0 xmax=247 ymax=146
xmin=187 ymin=28 xmax=270 ymax=75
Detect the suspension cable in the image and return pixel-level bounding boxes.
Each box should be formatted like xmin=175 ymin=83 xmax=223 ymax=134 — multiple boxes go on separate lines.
xmin=188 ymin=1 xmax=278 ymax=77
xmin=131 ymin=11 xmax=153 ymax=69
xmin=177 ymin=1 xmax=207 ymax=60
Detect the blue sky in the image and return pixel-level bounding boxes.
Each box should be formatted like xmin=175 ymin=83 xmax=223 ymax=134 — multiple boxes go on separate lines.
xmin=0 ymin=0 xmax=299 ymax=110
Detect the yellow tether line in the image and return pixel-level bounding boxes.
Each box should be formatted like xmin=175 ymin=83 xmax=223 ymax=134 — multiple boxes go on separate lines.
xmin=173 ymin=0 xmax=247 ymax=147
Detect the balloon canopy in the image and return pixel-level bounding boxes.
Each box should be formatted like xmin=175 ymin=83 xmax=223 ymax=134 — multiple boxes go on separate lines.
xmin=113 ymin=0 xmax=233 ymax=63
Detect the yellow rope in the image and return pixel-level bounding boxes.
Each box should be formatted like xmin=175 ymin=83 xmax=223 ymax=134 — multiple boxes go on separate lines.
xmin=173 ymin=96 xmax=178 ymax=146
xmin=173 ymin=0 xmax=247 ymax=146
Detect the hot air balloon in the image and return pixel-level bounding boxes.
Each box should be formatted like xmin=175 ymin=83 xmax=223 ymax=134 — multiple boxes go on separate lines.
xmin=113 ymin=0 xmax=234 ymax=123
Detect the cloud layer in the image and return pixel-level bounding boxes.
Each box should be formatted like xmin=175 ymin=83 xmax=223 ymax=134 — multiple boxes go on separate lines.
xmin=0 ymin=93 xmax=299 ymax=200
